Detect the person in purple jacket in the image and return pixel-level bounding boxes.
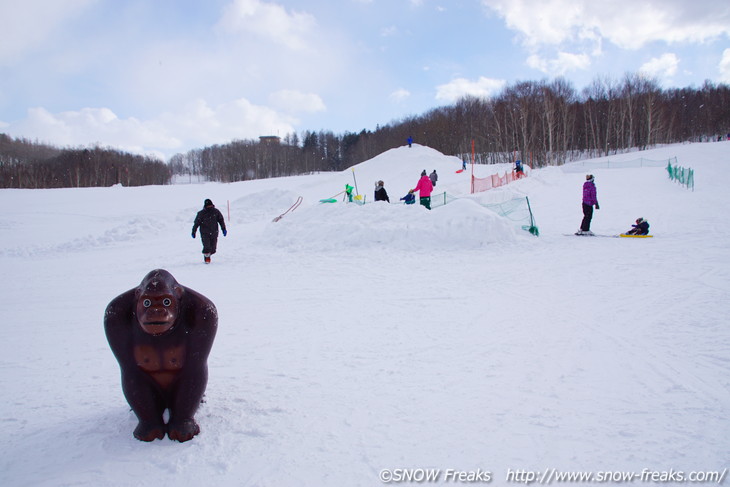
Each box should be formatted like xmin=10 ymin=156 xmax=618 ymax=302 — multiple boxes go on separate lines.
xmin=577 ymin=174 xmax=599 ymax=235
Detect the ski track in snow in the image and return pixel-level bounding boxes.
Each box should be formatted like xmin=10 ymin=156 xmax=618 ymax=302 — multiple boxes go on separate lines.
xmin=0 ymin=143 xmax=728 ymax=486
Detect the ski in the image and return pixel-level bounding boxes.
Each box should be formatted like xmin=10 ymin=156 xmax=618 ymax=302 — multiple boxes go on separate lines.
xmin=564 ymin=233 xmax=618 ymax=238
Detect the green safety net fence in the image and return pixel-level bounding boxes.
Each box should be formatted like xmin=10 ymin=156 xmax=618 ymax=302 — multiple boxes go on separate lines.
xmin=563 ymin=156 xmax=676 ymax=172
xmin=429 ymin=191 xmax=460 ymax=208
xmin=430 ymin=192 xmax=539 ymax=236
xmin=330 ymin=190 xmax=539 ymax=236
xmin=667 ymin=161 xmax=694 ymax=191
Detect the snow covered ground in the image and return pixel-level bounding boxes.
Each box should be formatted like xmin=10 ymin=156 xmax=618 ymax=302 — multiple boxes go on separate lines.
xmin=1 ymin=142 xmax=728 ymax=486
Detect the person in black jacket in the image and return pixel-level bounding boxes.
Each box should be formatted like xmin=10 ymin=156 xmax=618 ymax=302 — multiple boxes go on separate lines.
xmin=374 ymin=180 xmax=390 ymax=202
xmin=192 ymin=199 xmax=227 ymax=263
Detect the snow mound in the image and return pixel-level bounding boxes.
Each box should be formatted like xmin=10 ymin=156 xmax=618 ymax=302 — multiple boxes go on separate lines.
xmin=230 ymin=188 xmax=303 ymax=224
xmin=258 ymin=198 xmax=519 ymax=251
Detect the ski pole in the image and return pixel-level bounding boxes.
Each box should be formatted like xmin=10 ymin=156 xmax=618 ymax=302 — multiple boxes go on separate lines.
xmin=351 ymin=168 xmax=359 ymax=196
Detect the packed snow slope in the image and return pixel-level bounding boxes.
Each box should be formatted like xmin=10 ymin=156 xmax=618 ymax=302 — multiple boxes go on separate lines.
xmin=0 ymin=142 xmax=728 ymax=487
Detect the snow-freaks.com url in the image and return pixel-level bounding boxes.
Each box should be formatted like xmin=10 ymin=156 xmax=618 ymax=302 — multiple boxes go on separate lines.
xmin=378 ymin=467 xmax=727 ymax=484
xmin=505 ymin=467 xmax=728 ymax=484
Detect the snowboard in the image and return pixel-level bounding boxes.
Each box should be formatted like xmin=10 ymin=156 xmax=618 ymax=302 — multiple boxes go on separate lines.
xmin=565 ymin=233 xmax=654 ymax=238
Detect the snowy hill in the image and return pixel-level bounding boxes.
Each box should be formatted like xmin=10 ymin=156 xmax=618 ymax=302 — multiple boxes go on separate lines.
xmin=1 ymin=142 xmax=728 ymax=486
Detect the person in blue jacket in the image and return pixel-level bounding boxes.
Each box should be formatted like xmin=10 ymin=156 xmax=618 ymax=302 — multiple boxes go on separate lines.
xmin=400 ymin=190 xmax=416 ymax=205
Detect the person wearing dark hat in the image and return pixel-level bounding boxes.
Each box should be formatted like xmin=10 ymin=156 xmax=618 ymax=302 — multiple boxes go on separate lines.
xmin=577 ymin=174 xmax=599 ymax=235
xmin=412 ymin=170 xmax=434 ymax=210
xmin=192 ymin=198 xmax=227 ymax=264
xmin=625 ymin=217 xmax=650 ymax=235
xmin=374 ymin=180 xmax=390 ymax=202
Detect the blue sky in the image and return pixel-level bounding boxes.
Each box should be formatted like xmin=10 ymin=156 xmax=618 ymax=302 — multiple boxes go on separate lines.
xmin=1 ymin=0 xmax=729 ymax=159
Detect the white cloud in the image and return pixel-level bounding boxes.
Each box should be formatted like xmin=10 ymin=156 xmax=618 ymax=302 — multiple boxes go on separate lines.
xmin=435 ymin=77 xmax=506 ymax=102
xmin=4 ymin=98 xmax=298 ymax=158
xmin=481 ymin=0 xmax=730 ymax=49
xmin=482 ymin=0 xmax=582 ymax=46
xmin=0 ymin=0 xmax=96 ymax=65
xmin=0 ymin=1 xmax=360 ymax=158
xmin=9 ymin=107 xmax=180 ymax=154
xmin=720 ymin=49 xmax=730 ymax=83
xmin=640 ymin=53 xmax=679 ymax=78
xmin=178 ymin=98 xmax=296 ymax=144
xmin=216 ymin=0 xmax=317 ymax=51
xmin=269 ymin=90 xmax=326 ymax=113
xmin=380 ymin=26 xmax=398 ymax=37
xmin=389 ymin=89 xmax=411 ymax=102
xmin=527 ymin=52 xmax=591 ymax=75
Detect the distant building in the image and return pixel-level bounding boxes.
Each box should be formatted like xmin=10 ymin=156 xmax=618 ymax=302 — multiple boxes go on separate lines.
xmin=259 ymin=136 xmax=281 ymax=145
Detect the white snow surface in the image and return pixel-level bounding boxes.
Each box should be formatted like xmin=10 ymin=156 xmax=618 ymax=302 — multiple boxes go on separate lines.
xmin=1 ymin=142 xmax=728 ymax=486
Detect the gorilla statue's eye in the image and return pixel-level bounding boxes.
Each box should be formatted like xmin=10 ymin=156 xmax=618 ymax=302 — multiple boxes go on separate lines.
xmin=163 ymin=298 xmax=172 ymax=307
xmin=143 ymin=299 xmax=152 ymax=308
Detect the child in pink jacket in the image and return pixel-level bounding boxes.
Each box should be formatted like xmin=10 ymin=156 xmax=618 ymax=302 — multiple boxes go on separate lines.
xmin=412 ymin=170 xmax=434 ymax=210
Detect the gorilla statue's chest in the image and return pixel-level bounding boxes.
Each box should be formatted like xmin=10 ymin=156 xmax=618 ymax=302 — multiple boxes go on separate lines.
xmin=133 ymin=344 xmax=186 ymax=389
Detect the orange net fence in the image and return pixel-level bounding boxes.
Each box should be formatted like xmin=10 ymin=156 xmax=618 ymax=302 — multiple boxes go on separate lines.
xmin=471 ymin=170 xmax=527 ymax=193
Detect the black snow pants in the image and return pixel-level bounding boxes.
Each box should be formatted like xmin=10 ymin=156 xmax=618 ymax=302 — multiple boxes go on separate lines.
xmin=581 ymin=203 xmax=594 ymax=231
xmin=201 ymin=231 xmax=219 ymax=255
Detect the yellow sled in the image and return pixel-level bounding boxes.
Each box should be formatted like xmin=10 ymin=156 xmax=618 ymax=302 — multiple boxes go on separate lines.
xmin=619 ymin=234 xmax=653 ymax=238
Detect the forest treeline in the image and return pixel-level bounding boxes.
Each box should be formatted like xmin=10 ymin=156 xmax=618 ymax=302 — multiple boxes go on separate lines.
xmin=2 ymin=73 xmax=729 ymax=188
xmin=0 ymin=135 xmax=170 ymax=188
xmin=171 ymin=74 xmax=730 ymax=182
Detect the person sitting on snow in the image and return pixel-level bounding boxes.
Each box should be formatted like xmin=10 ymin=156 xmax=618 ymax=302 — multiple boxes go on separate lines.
xmin=625 ymin=217 xmax=650 ymax=235
xmin=400 ymin=190 xmax=416 ymax=205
